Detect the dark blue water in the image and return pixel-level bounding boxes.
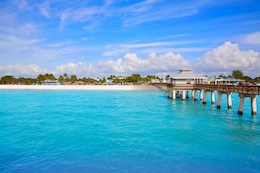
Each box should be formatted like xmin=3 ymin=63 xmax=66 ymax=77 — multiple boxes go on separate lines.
xmin=0 ymin=90 xmax=259 ymax=173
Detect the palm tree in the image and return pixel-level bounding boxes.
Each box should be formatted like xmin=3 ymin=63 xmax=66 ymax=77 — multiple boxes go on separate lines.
xmin=232 ymin=70 xmax=243 ymax=79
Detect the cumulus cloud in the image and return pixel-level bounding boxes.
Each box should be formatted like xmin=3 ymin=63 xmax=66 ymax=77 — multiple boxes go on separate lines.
xmin=194 ymin=42 xmax=260 ymax=76
xmin=1 ymin=42 xmax=259 ymax=78
xmin=0 ymin=64 xmax=49 ymax=77
xmin=54 ymin=62 xmax=94 ymax=77
xmin=98 ymin=52 xmax=189 ymax=75
xmin=0 ymin=62 xmax=95 ymax=78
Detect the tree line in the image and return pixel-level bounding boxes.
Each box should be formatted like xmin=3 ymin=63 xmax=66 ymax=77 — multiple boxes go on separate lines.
xmin=219 ymin=70 xmax=260 ymax=83
xmin=0 ymin=73 xmax=99 ymax=85
xmin=0 ymin=70 xmax=259 ymax=85
xmin=0 ymin=73 xmax=162 ymax=85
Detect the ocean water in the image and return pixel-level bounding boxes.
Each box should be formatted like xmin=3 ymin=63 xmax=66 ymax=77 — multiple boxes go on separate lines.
xmin=0 ymin=89 xmax=259 ymax=173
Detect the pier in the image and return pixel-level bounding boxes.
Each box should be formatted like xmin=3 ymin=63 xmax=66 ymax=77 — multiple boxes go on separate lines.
xmin=154 ymin=83 xmax=260 ymax=115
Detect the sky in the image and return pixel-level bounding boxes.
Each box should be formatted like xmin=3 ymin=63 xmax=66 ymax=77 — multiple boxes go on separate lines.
xmin=0 ymin=0 xmax=259 ymax=78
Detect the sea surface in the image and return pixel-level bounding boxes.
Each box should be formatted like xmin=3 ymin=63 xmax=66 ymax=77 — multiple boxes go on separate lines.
xmin=0 ymin=90 xmax=260 ymax=173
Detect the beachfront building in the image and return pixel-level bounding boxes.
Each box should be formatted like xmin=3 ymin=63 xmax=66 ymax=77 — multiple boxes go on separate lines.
xmin=170 ymin=68 xmax=208 ymax=84
xmin=210 ymin=78 xmax=245 ymax=85
xmin=42 ymin=80 xmax=60 ymax=85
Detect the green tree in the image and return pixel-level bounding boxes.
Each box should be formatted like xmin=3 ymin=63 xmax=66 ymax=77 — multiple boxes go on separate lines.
xmin=232 ymin=70 xmax=243 ymax=79
xmin=37 ymin=74 xmax=45 ymax=81
xmin=108 ymin=75 xmax=115 ymax=80
xmin=70 ymin=75 xmax=78 ymax=82
xmin=254 ymin=76 xmax=260 ymax=83
xmin=113 ymin=78 xmax=121 ymax=84
xmin=243 ymin=76 xmax=252 ymax=82
xmin=0 ymin=75 xmax=16 ymax=84
xmin=99 ymin=77 xmax=106 ymax=84
xmin=126 ymin=74 xmax=141 ymax=84
xmin=58 ymin=75 xmax=64 ymax=83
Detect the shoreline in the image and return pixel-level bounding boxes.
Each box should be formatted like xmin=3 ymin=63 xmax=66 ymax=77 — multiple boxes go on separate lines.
xmin=0 ymin=85 xmax=159 ymax=91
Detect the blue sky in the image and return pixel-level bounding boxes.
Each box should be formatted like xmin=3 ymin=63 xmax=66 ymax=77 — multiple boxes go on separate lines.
xmin=0 ymin=0 xmax=259 ymax=78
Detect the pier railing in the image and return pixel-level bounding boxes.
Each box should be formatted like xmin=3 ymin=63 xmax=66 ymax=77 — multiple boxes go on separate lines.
xmin=153 ymin=83 xmax=260 ymax=95
xmin=167 ymin=84 xmax=194 ymax=89
xmin=194 ymin=84 xmax=260 ymax=95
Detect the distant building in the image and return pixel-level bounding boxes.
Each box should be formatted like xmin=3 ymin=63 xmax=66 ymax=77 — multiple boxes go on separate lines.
xmin=42 ymin=80 xmax=60 ymax=85
xmin=117 ymin=76 xmax=128 ymax=80
xmin=151 ymin=79 xmax=160 ymax=83
xmin=170 ymin=68 xmax=208 ymax=84
xmin=211 ymin=78 xmax=245 ymax=85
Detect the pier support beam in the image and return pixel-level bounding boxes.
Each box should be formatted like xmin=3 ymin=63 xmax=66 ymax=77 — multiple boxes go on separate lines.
xmin=227 ymin=93 xmax=232 ymax=109
xmin=251 ymin=95 xmax=257 ymax=115
xmin=211 ymin=91 xmax=215 ymax=104
xmin=182 ymin=90 xmax=186 ymax=100
xmin=172 ymin=90 xmax=176 ymax=100
xmin=168 ymin=89 xmax=173 ymax=99
xmin=194 ymin=90 xmax=197 ymax=101
xmin=238 ymin=95 xmax=245 ymax=115
xmin=200 ymin=90 xmax=204 ymax=100
xmin=238 ymin=94 xmax=257 ymax=115
xmin=217 ymin=92 xmax=222 ymax=109
xmin=203 ymin=90 xmax=207 ymax=104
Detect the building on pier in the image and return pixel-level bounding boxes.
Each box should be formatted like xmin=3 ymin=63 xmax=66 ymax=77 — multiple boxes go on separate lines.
xmin=170 ymin=68 xmax=208 ymax=84
xmin=209 ymin=78 xmax=245 ymax=85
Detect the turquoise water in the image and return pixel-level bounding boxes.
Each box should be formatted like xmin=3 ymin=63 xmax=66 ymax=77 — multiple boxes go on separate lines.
xmin=0 ymin=90 xmax=260 ymax=173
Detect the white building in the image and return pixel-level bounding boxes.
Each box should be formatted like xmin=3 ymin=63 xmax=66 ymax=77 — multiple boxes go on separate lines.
xmin=170 ymin=68 xmax=208 ymax=84
xmin=42 ymin=80 xmax=60 ymax=85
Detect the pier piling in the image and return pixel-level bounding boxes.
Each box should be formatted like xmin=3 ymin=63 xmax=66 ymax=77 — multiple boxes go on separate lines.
xmin=227 ymin=93 xmax=232 ymax=109
xmin=203 ymin=90 xmax=207 ymax=104
xmin=217 ymin=92 xmax=222 ymax=109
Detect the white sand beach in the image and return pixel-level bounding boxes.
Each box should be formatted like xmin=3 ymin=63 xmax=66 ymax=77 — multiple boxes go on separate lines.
xmin=0 ymin=85 xmax=159 ymax=91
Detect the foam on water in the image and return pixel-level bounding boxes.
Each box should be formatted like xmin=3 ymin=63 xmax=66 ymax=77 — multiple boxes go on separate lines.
xmin=0 ymin=90 xmax=259 ymax=173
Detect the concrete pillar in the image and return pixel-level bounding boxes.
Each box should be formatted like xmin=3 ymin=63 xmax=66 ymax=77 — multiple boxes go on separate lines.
xmin=200 ymin=89 xmax=204 ymax=100
xmin=251 ymin=96 xmax=257 ymax=115
xmin=217 ymin=92 xmax=222 ymax=109
xmin=203 ymin=90 xmax=207 ymax=104
xmin=172 ymin=90 xmax=176 ymax=100
xmin=176 ymin=91 xmax=179 ymax=98
xmin=211 ymin=91 xmax=215 ymax=104
xmin=227 ymin=93 xmax=232 ymax=109
xmin=182 ymin=90 xmax=186 ymax=100
xmin=194 ymin=90 xmax=197 ymax=101
xmin=192 ymin=90 xmax=195 ymax=99
xmin=169 ymin=90 xmax=173 ymax=99
xmin=238 ymin=94 xmax=245 ymax=115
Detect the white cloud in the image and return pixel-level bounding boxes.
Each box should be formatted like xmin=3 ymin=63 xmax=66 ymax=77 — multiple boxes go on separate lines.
xmin=0 ymin=64 xmax=49 ymax=77
xmin=0 ymin=62 xmax=95 ymax=78
xmin=194 ymin=42 xmax=260 ymax=76
xmin=98 ymin=52 xmax=189 ymax=75
xmin=54 ymin=62 xmax=94 ymax=77
xmin=238 ymin=32 xmax=260 ymax=44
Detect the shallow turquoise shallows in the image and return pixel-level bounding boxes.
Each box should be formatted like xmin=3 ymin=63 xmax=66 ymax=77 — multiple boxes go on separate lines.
xmin=0 ymin=90 xmax=260 ymax=173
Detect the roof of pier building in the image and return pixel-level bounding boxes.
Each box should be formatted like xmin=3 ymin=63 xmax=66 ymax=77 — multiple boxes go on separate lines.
xmin=171 ymin=69 xmax=207 ymax=79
